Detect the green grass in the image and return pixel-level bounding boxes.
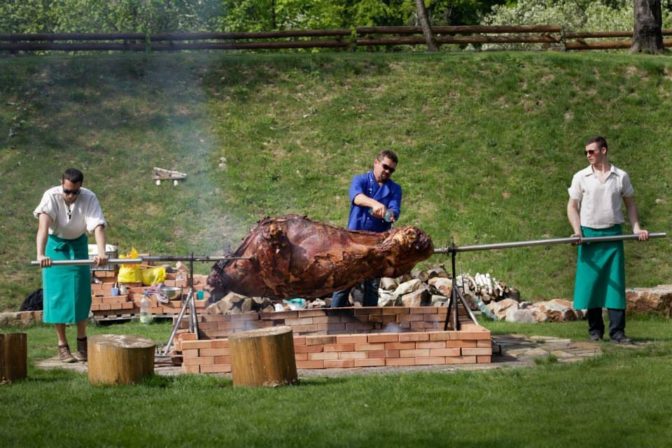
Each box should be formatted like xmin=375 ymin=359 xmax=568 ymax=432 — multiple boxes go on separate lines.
xmin=1 ymin=51 xmax=671 ymax=312
xmin=2 ymin=318 xmax=672 ymax=447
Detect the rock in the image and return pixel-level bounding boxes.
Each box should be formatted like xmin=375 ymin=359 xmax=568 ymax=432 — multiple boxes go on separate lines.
xmin=379 ymin=277 xmax=398 ymax=291
xmin=411 ymin=268 xmax=429 ymax=283
xmin=393 ymin=279 xmax=423 ymax=298
xmin=488 ymin=298 xmax=519 ymax=320
xmin=307 ymin=298 xmax=327 ymax=309
xmin=377 ymin=290 xmax=397 ymax=307
xmin=505 ymin=307 xmax=537 ymax=323
xmin=626 ymin=285 xmax=672 ymax=316
xmin=428 ymin=277 xmax=452 ymax=296
xmin=396 ymin=273 xmax=413 ymax=284
xmin=251 ymin=297 xmax=273 ymax=311
xmin=400 ymin=286 xmax=431 ymax=307
xmin=427 ymin=266 xmax=448 ymax=279
xmin=431 ymin=295 xmax=449 ymax=307
xmin=535 ymin=299 xmax=579 ymax=322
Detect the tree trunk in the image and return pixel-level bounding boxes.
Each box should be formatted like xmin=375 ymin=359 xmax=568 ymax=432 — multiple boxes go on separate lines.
xmin=632 ymin=0 xmax=664 ymax=53
xmin=415 ymin=0 xmax=438 ymax=52
xmin=88 ymin=334 xmax=155 ymax=385
xmin=0 ymin=333 xmax=27 ymax=383
xmin=229 ymin=326 xmax=297 ymax=387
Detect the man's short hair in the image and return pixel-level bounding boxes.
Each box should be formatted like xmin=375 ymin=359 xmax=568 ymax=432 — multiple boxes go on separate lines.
xmin=62 ymin=168 xmax=84 ymax=184
xmin=377 ymin=149 xmax=398 ymax=164
xmin=586 ymin=136 xmax=608 ymax=150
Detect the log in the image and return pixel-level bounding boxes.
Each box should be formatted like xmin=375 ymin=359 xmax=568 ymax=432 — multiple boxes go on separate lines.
xmin=87 ymin=334 xmax=155 ymax=385
xmin=229 ymin=326 xmax=297 ymax=387
xmin=0 ymin=333 xmax=27 ymax=383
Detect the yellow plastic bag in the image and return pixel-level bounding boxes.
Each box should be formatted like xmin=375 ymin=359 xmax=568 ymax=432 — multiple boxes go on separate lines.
xmin=142 ymin=266 xmax=166 ymax=286
xmin=118 ymin=248 xmax=142 ymax=283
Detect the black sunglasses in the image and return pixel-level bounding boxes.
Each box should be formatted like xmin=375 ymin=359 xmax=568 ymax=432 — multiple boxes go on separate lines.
xmin=381 ymin=163 xmax=396 ymax=174
xmin=63 ymin=188 xmax=81 ymax=195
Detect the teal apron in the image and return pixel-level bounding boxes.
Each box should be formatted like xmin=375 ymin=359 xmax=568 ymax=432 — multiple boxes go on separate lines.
xmin=42 ymin=234 xmax=92 ymax=324
xmin=573 ymin=225 xmax=626 ymax=310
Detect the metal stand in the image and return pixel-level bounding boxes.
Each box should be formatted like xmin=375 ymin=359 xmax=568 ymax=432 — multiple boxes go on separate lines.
xmin=443 ymin=241 xmax=478 ymax=331
xmin=162 ymin=288 xmax=194 ymax=356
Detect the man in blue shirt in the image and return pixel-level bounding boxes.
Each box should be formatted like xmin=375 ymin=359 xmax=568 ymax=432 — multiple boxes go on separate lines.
xmin=331 ymin=149 xmax=402 ymax=307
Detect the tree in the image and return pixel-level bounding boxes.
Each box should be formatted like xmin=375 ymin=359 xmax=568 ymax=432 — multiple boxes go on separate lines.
xmin=632 ymin=0 xmax=664 ymax=53
xmin=415 ymin=0 xmax=438 ymax=51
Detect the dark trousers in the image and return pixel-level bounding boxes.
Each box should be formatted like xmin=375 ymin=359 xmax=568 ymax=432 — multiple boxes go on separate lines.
xmin=587 ymin=308 xmax=626 ymax=339
xmin=331 ymin=278 xmax=380 ymax=308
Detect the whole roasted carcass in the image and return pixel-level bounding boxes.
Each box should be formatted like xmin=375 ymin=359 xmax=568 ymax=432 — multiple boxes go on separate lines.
xmin=207 ymin=215 xmax=434 ymax=299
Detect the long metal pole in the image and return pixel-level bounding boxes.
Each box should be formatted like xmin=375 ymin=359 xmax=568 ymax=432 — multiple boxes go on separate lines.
xmin=434 ymin=232 xmax=666 ymax=254
xmin=29 ymin=255 xmax=250 ymax=267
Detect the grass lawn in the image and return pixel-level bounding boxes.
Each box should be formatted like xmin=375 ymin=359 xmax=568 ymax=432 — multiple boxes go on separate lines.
xmin=1 ymin=317 xmax=671 ymax=447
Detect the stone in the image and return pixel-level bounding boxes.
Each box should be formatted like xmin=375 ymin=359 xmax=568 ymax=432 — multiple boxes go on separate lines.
xmin=378 ymin=290 xmax=398 ymax=307
xmin=488 ymin=298 xmax=519 ymax=320
xmin=428 ymin=277 xmax=452 ymax=296
xmin=626 ymin=285 xmax=672 ymax=316
xmin=426 ymin=266 xmax=448 ymax=279
xmin=400 ymin=286 xmax=431 ymax=307
xmin=393 ymin=279 xmax=423 ymax=298
xmin=411 ymin=268 xmax=429 ymax=283
xmin=505 ymin=307 xmax=537 ymax=324
xmin=379 ymin=277 xmax=398 ymax=291
xmin=431 ymin=295 xmax=449 ymax=307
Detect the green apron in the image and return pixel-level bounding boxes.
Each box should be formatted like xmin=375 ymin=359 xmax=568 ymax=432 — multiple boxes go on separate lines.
xmin=42 ymin=234 xmax=92 ymax=324
xmin=573 ymin=225 xmax=626 ymax=310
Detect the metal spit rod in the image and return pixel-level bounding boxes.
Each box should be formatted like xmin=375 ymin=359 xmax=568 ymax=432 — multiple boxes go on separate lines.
xmin=29 ymin=255 xmax=250 ymax=267
xmin=434 ymin=232 xmax=666 ymax=254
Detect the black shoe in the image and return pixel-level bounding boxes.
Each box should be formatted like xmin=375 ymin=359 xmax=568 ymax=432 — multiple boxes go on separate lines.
xmin=611 ymin=334 xmax=632 ymax=344
xmin=589 ymin=333 xmax=603 ymax=342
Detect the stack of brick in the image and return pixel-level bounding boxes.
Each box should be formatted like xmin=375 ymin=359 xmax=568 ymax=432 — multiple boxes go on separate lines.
xmin=179 ymin=322 xmax=491 ymax=374
xmin=89 ymin=269 xmax=211 ymax=320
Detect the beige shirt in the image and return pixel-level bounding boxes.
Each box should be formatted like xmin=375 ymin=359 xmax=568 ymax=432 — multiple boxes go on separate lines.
xmin=568 ymin=165 xmax=634 ymax=229
xmin=33 ymin=186 xmax=106 ymax=240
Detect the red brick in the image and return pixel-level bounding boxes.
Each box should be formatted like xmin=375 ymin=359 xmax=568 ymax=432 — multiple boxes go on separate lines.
xmin=309 ymin=352 xmax=339 ymax=361
xmin=306 ymin=336 xmax=337 ymax=346
xmin=353 ymin=343 xmax=386 ymax=351
xmin=294 ymin=344 xmax=324 ymax=354
xmin=462 ymin=348 xmax=492 ymax=356
xmin=295 ymin=353 xmax=308 ymax=361
xmin=367 ymin=334 xmax=399 ymax=343
xmin=182 ymin=349 xmax=199 ymax=359
xmin=399 ymin=349 xmax=430 ymax=358
xmin=477 ymin=340 xmax=492 ymax=348
xmin=200 ymin=348 xmax=229 ymax=357
xmin=383 ymin=307 xmax=409 ymax=315
xmin=416 ymin=342 xmax=445 ymax=349
xmin=324 ymin=359 xmax=355 ymax=368
xmin=355 ymin=358 xmax=386 ymax=367
xmin=385 ymin=342 xmax=416 ymax=350
xmin=182 ymin=340 xmax=218 ymax=350
xmin=445 ymin=356 xmax=477 ymax=364
xmin=366 ymin=350 xmax=386 ymax=358
xmin=430 ymin=348 xmax=461 ymax=357
xmin=415 ymin=357 xmax=446 ymax=365
xmin=324 ymin=343 xmax=356 ymax=352
xmin=428 ymin=331 xmax=452 ymax=341
xmin=213 ymin=355 xmax=231 ymax=364
xmin=410 ymin=307 xmax=438 ymax=314
xmin=293 ymin=336 xmax=307 ymax=346
xmin=386 ymin=358 xmax=416 ymax=366
xmin=183 ymin=356 xmax=213 ymax=366
xmin=398 ymin=332 xmax=429 ymax=342
xmin=296 ymin=360 xmax=324 ymax=369
xmin=338 ymin=351 xmax=367 ymax=360
xmin=200 ymin=364 xmax=231 ymax=373
xmin=285 ymin=317 xmax=315 ymax=326
xmin=182 ymin=364 xmax=200 ymax=374
xmin=211 ymin=339 xmax=229 ymax=349
xmin=336 ymin=335 xmax=368 ymax=344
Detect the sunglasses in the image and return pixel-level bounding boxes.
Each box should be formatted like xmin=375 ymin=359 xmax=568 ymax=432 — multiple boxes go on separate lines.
xmin=584 ymin=149 xmax=598 ymax=156
xmin=381 ymin=163 xmax=396 ymax=174
xmin=62 ymin=188 xmax=81 ymax=196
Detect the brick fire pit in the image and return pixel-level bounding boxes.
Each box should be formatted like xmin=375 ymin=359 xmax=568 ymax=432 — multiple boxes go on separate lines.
xmin=176 ymin=306 xmax=492 ymax=374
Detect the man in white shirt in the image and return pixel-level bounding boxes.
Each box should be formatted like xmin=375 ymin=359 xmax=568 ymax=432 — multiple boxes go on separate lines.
xmin=34 ymin=168 xmax=108 ymax=362
xmin=567 ymin=136 xmax=648 ymax=344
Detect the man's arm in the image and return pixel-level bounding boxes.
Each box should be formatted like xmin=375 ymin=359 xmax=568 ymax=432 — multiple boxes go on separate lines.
xmin=623 ymin=196 xmax=649 ymax=240
xmin=353 ymin=194 xmax=387 ymax=219
xmin=93 ymin=225 xmax=108 ymax=266
xmin=566 ymin=198 xmax=582 ymax=238
xmin=36 ymin=213 xmax=52 ymax=267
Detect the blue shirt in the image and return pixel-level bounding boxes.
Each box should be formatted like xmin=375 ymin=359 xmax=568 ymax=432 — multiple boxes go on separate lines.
xmin=346 ymin=171 xmax=402 ymax=232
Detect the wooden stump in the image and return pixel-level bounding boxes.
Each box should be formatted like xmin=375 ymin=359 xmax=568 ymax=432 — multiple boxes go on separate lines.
xmin=88 ymin=334 xmax=155 ymax=385
xmin=0 ymin=333 xmax=27 ymax=383
xmin=229 ymin=326 xmax=297 ymax=387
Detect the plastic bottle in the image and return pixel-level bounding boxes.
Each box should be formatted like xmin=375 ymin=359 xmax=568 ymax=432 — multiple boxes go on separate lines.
xmin=383 ymin=209 xmax=394 ymax=222
xmin=140 ymin=293 xmax=153 ymax=324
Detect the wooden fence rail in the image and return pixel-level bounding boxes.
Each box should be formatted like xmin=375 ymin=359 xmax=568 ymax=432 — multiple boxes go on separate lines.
xmin=1 ymin=26 xmax=672 ymax=53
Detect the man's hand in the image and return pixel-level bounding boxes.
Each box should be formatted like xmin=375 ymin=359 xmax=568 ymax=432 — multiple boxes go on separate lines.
xmin=93 ymin=255 xmax=108 ymax=267
xmin=570 ymin=232 xmax=582 ymax=245
xmin=370 ymin=203 xmax=386 ymax=219
xmin=633 ymin=226 xmax=649 ymax=241
xmin=38 ymin=255 xmax=52 ymax=267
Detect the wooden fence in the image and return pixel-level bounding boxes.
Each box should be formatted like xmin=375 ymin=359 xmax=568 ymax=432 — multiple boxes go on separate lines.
xmin=1 ymin=26 xmax=672 ymax=53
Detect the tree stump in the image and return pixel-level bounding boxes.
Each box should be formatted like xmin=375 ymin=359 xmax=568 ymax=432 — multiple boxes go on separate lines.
xmin=88 ymin=334 xmax=155 ymax=385
xmin=229 ymin=326 xmax=297 ymax=387
xmin=0 ymin=333 xmax=27 ymax=383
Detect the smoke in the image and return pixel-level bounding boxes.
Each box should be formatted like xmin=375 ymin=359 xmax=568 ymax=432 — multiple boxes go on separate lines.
xmin=382 ymin=322 xmax=402 ymax=333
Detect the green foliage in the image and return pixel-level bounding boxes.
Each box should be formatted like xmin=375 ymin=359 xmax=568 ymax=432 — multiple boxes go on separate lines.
xmin=483 ymin=0 xmax=672 ymax=31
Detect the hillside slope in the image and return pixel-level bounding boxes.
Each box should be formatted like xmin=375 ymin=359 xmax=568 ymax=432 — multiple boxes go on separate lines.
xmin=1 ymin=51 xmax=670 ymax=310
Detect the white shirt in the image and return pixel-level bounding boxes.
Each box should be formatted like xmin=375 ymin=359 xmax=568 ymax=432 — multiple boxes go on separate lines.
xmin=567 ymin=165 xmax=634 ymax=229
xmin=33 ymin=186 xmax=106 ymax=240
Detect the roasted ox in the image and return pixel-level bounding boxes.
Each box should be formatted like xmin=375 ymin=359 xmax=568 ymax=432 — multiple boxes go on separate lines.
xmin=207 ymin=215 xmax=434 ymax=299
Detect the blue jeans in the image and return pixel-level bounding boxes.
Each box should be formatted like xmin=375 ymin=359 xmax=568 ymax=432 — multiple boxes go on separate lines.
xmin=331 ymin=278 xmax=380 ymax=307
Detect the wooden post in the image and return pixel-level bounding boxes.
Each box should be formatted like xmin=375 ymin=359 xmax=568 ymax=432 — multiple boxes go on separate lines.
xmin=88 ymin=334 xmax=155 ymax=385
xmin=229 ymin=326 xmax=297 ymax=387
xmin=0 ymin=333 xmax=28 ymax=383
